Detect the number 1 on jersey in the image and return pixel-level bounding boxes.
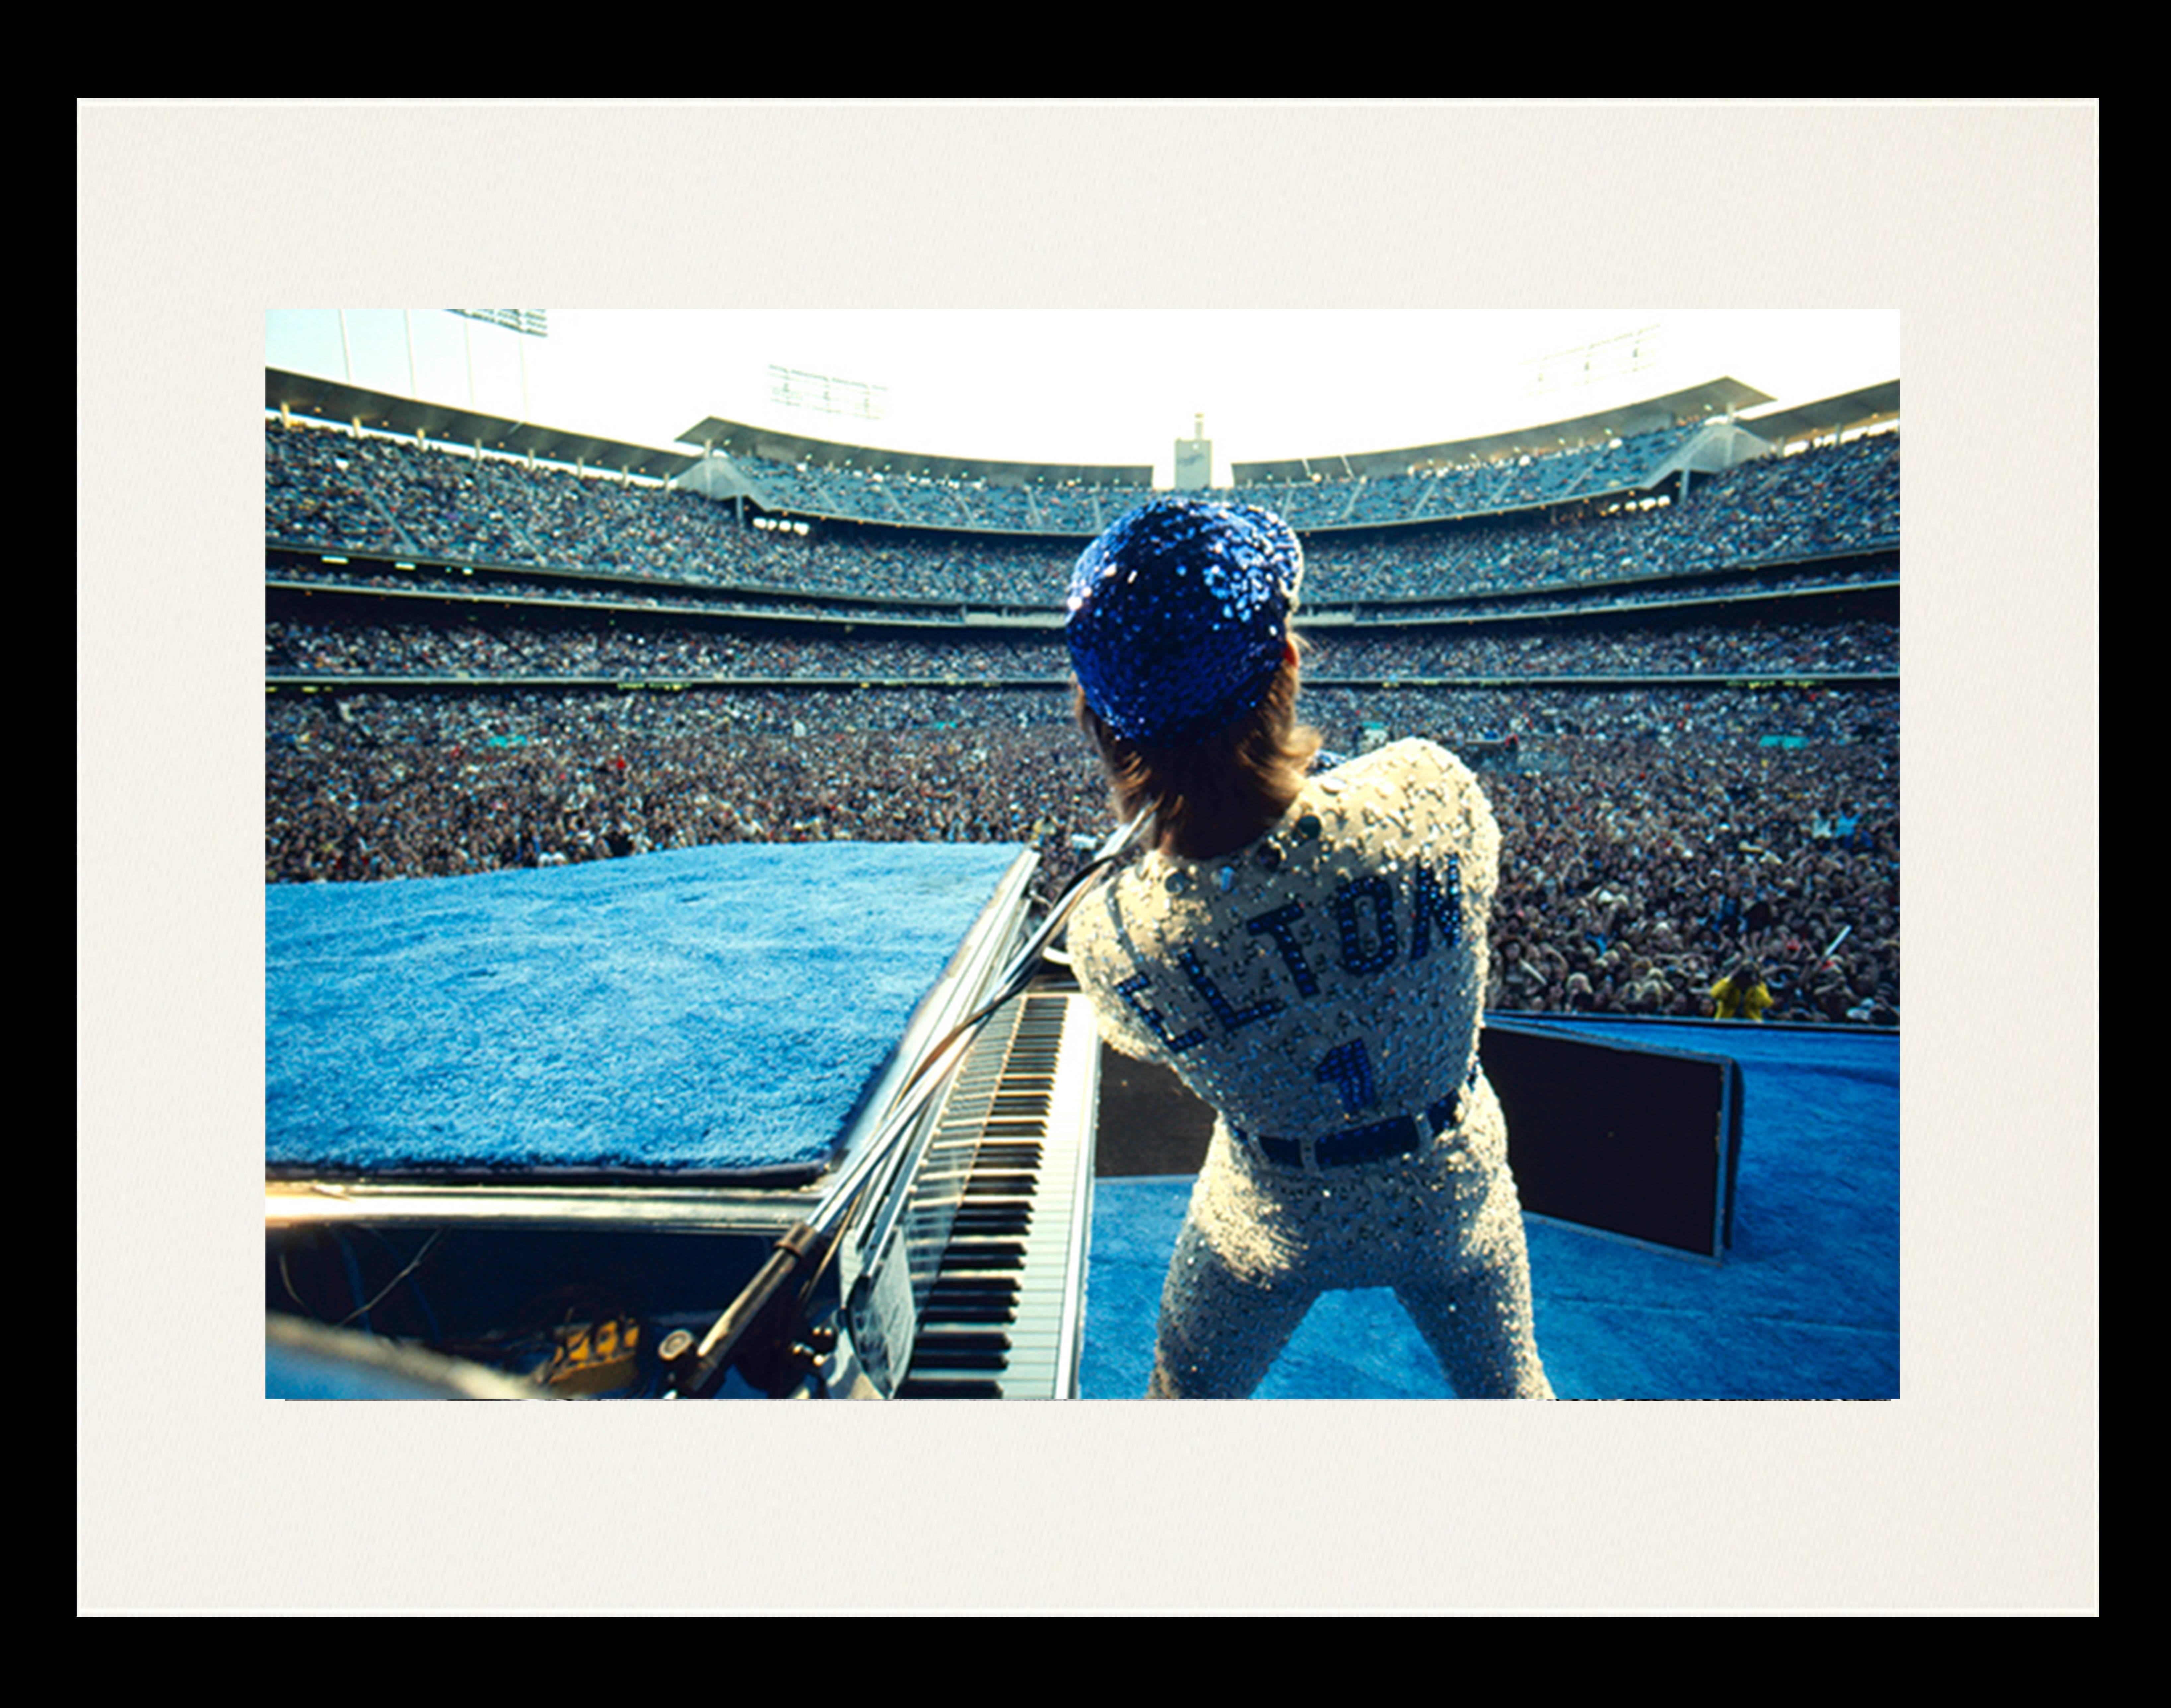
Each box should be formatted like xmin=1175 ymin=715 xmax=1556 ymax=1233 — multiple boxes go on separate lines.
xmin=1314 ymin=1040 xmax=1378 ymax=1115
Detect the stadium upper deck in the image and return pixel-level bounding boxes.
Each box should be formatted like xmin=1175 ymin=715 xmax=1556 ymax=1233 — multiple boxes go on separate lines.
xmin=271 ymin=370 xmax=1894 ymax=531
xmin=265 ymin=369 xmax=1897 ymax=611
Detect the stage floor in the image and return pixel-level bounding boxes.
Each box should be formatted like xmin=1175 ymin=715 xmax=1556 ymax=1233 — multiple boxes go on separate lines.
xmin=1080 ymin=1017 xmax=1899 ymax=1400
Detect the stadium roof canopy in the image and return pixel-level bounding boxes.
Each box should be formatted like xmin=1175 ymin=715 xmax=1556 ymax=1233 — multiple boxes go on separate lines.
xmin=675 ymin=416 xmax=1154 ymax=488
xmin=265 ymin=369 xmax=703 ymax=481
xmin=1737 ymin=381 xmax=1901 ymax=447
xmin=1229 ymin=378 xmax=1775 ymax=485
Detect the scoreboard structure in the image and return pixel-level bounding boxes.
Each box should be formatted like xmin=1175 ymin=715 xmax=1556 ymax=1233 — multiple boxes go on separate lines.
xmin=1174 ymin=413 xmax=1212 ymax=490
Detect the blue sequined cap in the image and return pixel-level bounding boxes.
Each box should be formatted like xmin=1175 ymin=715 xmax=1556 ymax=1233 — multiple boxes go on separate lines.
xmin=1065 ymin=496 xmax=1304 ymax=747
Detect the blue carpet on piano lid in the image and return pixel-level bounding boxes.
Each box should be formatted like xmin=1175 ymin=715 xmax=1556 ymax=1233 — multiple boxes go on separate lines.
xmin=265 ymin=842 xmax=1027 ymax=1178
xmin=1078 ymin=1017 xmax=1899 ymax=1401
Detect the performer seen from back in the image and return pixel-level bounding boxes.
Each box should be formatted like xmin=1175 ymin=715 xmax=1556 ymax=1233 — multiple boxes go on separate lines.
xmin=1061 ymin=497 xmax=1554 ymax=1399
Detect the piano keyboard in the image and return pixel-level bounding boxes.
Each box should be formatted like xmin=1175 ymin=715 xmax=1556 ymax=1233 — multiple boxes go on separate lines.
xmin=891 ymin=987 xmax=1100 ymax=1399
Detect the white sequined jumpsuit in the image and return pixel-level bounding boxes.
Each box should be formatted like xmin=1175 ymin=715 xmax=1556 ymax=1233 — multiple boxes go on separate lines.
xmin=1067 ymin=739 xmax=1554 ymax=1399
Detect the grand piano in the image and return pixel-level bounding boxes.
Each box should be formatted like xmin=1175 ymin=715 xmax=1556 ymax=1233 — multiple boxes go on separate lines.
xmin=268 ymin=823 xmax=1750 ymax=1400
xmin=265 ymin=837 xmax=1113 ymax=1401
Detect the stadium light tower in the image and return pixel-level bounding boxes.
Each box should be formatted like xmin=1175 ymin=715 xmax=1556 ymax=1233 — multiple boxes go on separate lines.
xmin=1174 ymin=412 xmax=1213 ymax=491
xmin=1524 ymin=323 xmax=1660 ymax=399
xmin=449 ymin=310 xmax=548 ymax=421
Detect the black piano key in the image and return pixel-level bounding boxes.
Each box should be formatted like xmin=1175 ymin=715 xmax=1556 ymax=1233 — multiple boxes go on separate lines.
xmin=926 ymin=1281 xmax=1018 ymax=1316
xmin=963 ymin=1174 xmax=1040 ymax=1198
xmin=915 ymin=1329 xmax=1011 ymax=1351
xmin=908 ymin=1335 xmax=1013 ymax=1370
xmin=959 ymin=1198 xmax=1037 ymax=1214
xmin=895 ymin=1377 xmax=1005 ymax=1398
xmin=939 ymin=1242 xmax=1028 ymax=1271
xmin=952 ymin=1211 xmax=1031 ymax=1237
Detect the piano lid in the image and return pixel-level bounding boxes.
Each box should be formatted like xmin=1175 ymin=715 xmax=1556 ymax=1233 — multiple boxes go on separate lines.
xmin=265 ymin=841 xmax=1035 ymax=1188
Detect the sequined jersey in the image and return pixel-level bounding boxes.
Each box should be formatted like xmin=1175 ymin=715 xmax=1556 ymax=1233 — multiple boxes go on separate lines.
xmin=1068 ymin=738 xmax=1549 ymax=1397
xmin=1068 ymin=737 xmax=1498 ymax=1140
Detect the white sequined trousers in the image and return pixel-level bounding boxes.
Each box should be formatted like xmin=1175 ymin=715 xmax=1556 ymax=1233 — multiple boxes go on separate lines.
xmin=1147 ymin=1075 xmax=1554 ymax=1399
xmin=1066 ymin=739 xmax=1554 ymax=1399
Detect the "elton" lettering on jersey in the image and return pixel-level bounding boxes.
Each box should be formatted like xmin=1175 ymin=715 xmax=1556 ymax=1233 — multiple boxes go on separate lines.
xmin=1114 ymin=857 xmax=1462 ymax=1055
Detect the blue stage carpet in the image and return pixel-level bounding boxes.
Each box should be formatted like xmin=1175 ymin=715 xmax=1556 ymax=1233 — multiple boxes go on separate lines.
xmin=1080 ymin=1016 xmax=1899 ymax=1400
xmin=266 ymin=843 xmax=1025 ymax=1179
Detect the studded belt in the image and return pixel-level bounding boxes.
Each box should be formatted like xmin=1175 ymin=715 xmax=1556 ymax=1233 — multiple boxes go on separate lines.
xmin=1234 ymin=1061 xmax=1481 ymax=1172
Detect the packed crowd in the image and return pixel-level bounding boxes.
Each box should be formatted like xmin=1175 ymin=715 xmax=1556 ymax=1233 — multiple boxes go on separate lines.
xmin=1337 ymin=553 xmax=1897 ymax=620
xmin=266 ymin=419 xmax=1898 ymax=608
xmin=265 ymin=680 xmax=1898 ymax=1025
xmin=727 ymin=454 xmax=1135 ymax=535
xmin=1240 ymin=424 xmax=1706 ymax=530
xmin=266 ymin=556 xmax=944 ymax=622
xmin=269 ymin=422 xmax=1083 ymax=601
xmin=1479 ymin=737 xmax=1898 ymax=1026
xmin=1306 ymin=619 xmax=1897 ymax=679
xmin=725 ymin=423 xmax=1710 ymax=534
xmin=265 ymin=687 xmax=1092 ymax=895
xmin=265 ymin=613 xmax=1898 ymax=683
xmin=265 ymin=620 xmax=1064 ymax=681
xmin=269 ymin=543 xmax=1898 ymax=628
xmin=265 ymin=408 xmax=1901 ymax=1025
xmin=1295 ymin=433 xmax=1899 ymax=600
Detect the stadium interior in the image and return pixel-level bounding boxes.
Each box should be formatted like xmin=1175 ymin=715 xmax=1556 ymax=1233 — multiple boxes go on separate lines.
xmin=266 ymin=368 xmax=1900 ymax=1033
xmin=264 ymin=361 xmax=1902 ymax=1405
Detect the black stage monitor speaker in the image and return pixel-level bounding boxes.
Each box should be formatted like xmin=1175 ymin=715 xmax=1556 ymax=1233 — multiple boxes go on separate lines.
xmin=1097 ymin=1021 xmax=1743 ymax=1261
xmin=1483 ymin=1020 xmax=1744 ymax=1261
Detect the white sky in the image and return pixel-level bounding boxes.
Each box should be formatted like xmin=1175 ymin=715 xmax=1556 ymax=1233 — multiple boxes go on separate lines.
xmin=267 ymin=308 xmax=1898 ymax=485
